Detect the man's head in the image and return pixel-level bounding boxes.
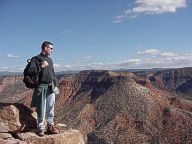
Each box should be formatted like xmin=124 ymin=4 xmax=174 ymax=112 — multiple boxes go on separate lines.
xmin=41 ymin=41 xmax=54 ymax=55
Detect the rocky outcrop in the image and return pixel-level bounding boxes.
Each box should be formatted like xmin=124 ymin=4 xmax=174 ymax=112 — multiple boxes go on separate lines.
xmin=0 ymin=103 xmax=85 ymax=144
xmin=0 ymin=104 xmax=21 ymax=133
xmin=0 ymin=102 xmax=37 ymax=132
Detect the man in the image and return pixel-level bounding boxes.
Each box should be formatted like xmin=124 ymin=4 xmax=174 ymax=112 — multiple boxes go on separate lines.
xmin=29 ymin=41 xmax=59 ymax=136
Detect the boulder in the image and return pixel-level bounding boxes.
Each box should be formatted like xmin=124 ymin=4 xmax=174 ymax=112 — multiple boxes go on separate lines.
xmin=0 ymin=105 xmax=21 ymax=132
xmin=0 ymin=103 xmax=37 ymax=132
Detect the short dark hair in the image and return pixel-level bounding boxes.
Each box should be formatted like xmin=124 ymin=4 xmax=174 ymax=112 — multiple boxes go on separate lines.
xmin=41 ymin=41 xmax=54 ymax=51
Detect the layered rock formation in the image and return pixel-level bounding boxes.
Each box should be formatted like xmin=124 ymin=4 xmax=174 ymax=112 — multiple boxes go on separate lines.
xmin=134 ymin=67 xmax=192 ymax=95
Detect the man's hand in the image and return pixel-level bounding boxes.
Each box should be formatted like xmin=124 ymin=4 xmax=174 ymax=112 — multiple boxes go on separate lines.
xmin=54 ymin=87 xmax=60 ymax=95
xmin=41 ymin=61 xmax=49 ymax=68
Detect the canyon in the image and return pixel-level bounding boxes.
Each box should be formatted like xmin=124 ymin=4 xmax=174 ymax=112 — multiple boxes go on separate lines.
xmin=0 ymin=68 xmax=192 ymax=143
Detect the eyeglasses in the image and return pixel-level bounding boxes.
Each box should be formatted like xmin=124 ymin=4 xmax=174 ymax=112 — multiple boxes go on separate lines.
xmin=48 ymin=47 xmax=53 ymax=50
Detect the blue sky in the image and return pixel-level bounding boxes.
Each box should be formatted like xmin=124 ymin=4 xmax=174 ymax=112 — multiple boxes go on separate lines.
xmin=0 ymin=0 xmax=192 ymax=72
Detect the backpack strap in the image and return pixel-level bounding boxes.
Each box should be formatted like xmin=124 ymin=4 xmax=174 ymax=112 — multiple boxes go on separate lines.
xmin=34 ymin=56 xmax=44 ymax=64
xmin=32 ymin=56 xmax=44 ymax=74
xmin=26 ymin=56 xmax=43 ymax=65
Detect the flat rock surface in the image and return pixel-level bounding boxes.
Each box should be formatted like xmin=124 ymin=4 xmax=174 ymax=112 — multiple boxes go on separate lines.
xmin=17 ymin=129 xmax=85 ymax=144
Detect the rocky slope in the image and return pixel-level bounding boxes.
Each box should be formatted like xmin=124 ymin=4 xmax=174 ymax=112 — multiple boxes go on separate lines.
xmin=0 ymin=76 xmax=32 ymax=103
xmin=0 ymin=68 xmax=192 ymax=143
xmin=54 ymin=70 xmax=192 ymax=143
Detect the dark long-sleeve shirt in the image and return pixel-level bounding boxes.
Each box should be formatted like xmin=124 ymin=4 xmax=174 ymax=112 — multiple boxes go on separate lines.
xmin=28 ymin=53 xmax=56 ymax=85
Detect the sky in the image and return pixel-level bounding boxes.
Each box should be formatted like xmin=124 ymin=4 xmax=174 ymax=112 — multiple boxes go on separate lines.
xmin=0 ymin=0 xmax=192 ymax=72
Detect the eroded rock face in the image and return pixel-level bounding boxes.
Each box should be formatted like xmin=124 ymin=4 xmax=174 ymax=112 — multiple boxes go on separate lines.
xmin=134 ymin=67 xmax=192 ymax=95
xmin=0 ymin=104 xmax=21 ymax=133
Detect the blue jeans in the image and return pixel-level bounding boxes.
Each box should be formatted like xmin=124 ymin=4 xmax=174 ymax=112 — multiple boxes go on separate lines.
xmin=37 ymin=92 xmax=55 ymax=130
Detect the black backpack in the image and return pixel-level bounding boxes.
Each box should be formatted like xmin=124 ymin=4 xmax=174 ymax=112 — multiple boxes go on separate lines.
xmin=23 ymin=56 xmax=43 ymax=89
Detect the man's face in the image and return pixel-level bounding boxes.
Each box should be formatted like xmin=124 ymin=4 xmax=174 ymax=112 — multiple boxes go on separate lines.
xmin=44 ymin=44 xmax=53 ymax=55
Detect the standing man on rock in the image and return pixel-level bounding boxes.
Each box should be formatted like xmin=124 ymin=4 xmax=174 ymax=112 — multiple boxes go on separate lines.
xmin=29 ymin=41 xmax=59 ymax=136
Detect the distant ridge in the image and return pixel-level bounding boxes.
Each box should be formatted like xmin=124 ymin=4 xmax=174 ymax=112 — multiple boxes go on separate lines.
xmin=0 ymin=70 xmax=79 ymax=76
xmin=113 ymin=68 xmax=165 ymax=72
xmin=0 ymin=71 xmax=22 ymax=76
xmin=55 ymin=70 xmax=80 ymax=75
xmin=1 ymin=67 xmax=191 ymax=76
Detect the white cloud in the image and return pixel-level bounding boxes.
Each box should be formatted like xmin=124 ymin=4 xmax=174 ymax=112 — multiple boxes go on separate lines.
xmin=1 ymin=50 xmax=192 ymax=72
xmin=137 ymin=49 xmax=160 ymax=55
xmin=114 ymin=0 xmax=188 ymax=22
xmin=0 ymin=66 xmax=8 ymax=71
xmin=53 ymin=64 xmax=74 ymax=71
xmin=18 ymin=67 xmax=25 ymax=71
xmin=137 ymin=49 xmax=178 ymax=58
xmin=7 ymin=53 xmax=20 ymax=58
xmin=160 ymin=52 xmax=178 ymax=57
xmin=113 ymin=19 xmax=123 ymax=23
xmin=130 ymin=0 xmax=187 ymax=14
xmin=63 ymin=64 xmax=72 ymax=68
xmin=54 ymin=64 xmax=61 ymax=68
xmin=113 ymin=15 xmax=125 ymax=23
xmin=0 ymin=66 xmax=24 ymax=72
xmin=53 ymin=50 xmax=192 ymax=71
xmin=133 ymin=49 xmax=191 ymax=68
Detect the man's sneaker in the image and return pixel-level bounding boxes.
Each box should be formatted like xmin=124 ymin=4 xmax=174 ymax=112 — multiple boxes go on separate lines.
xmin=47 ymin=125 xmax=59 ymax=134
xmin=37 ymin=129 xmax=45 ymax=137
